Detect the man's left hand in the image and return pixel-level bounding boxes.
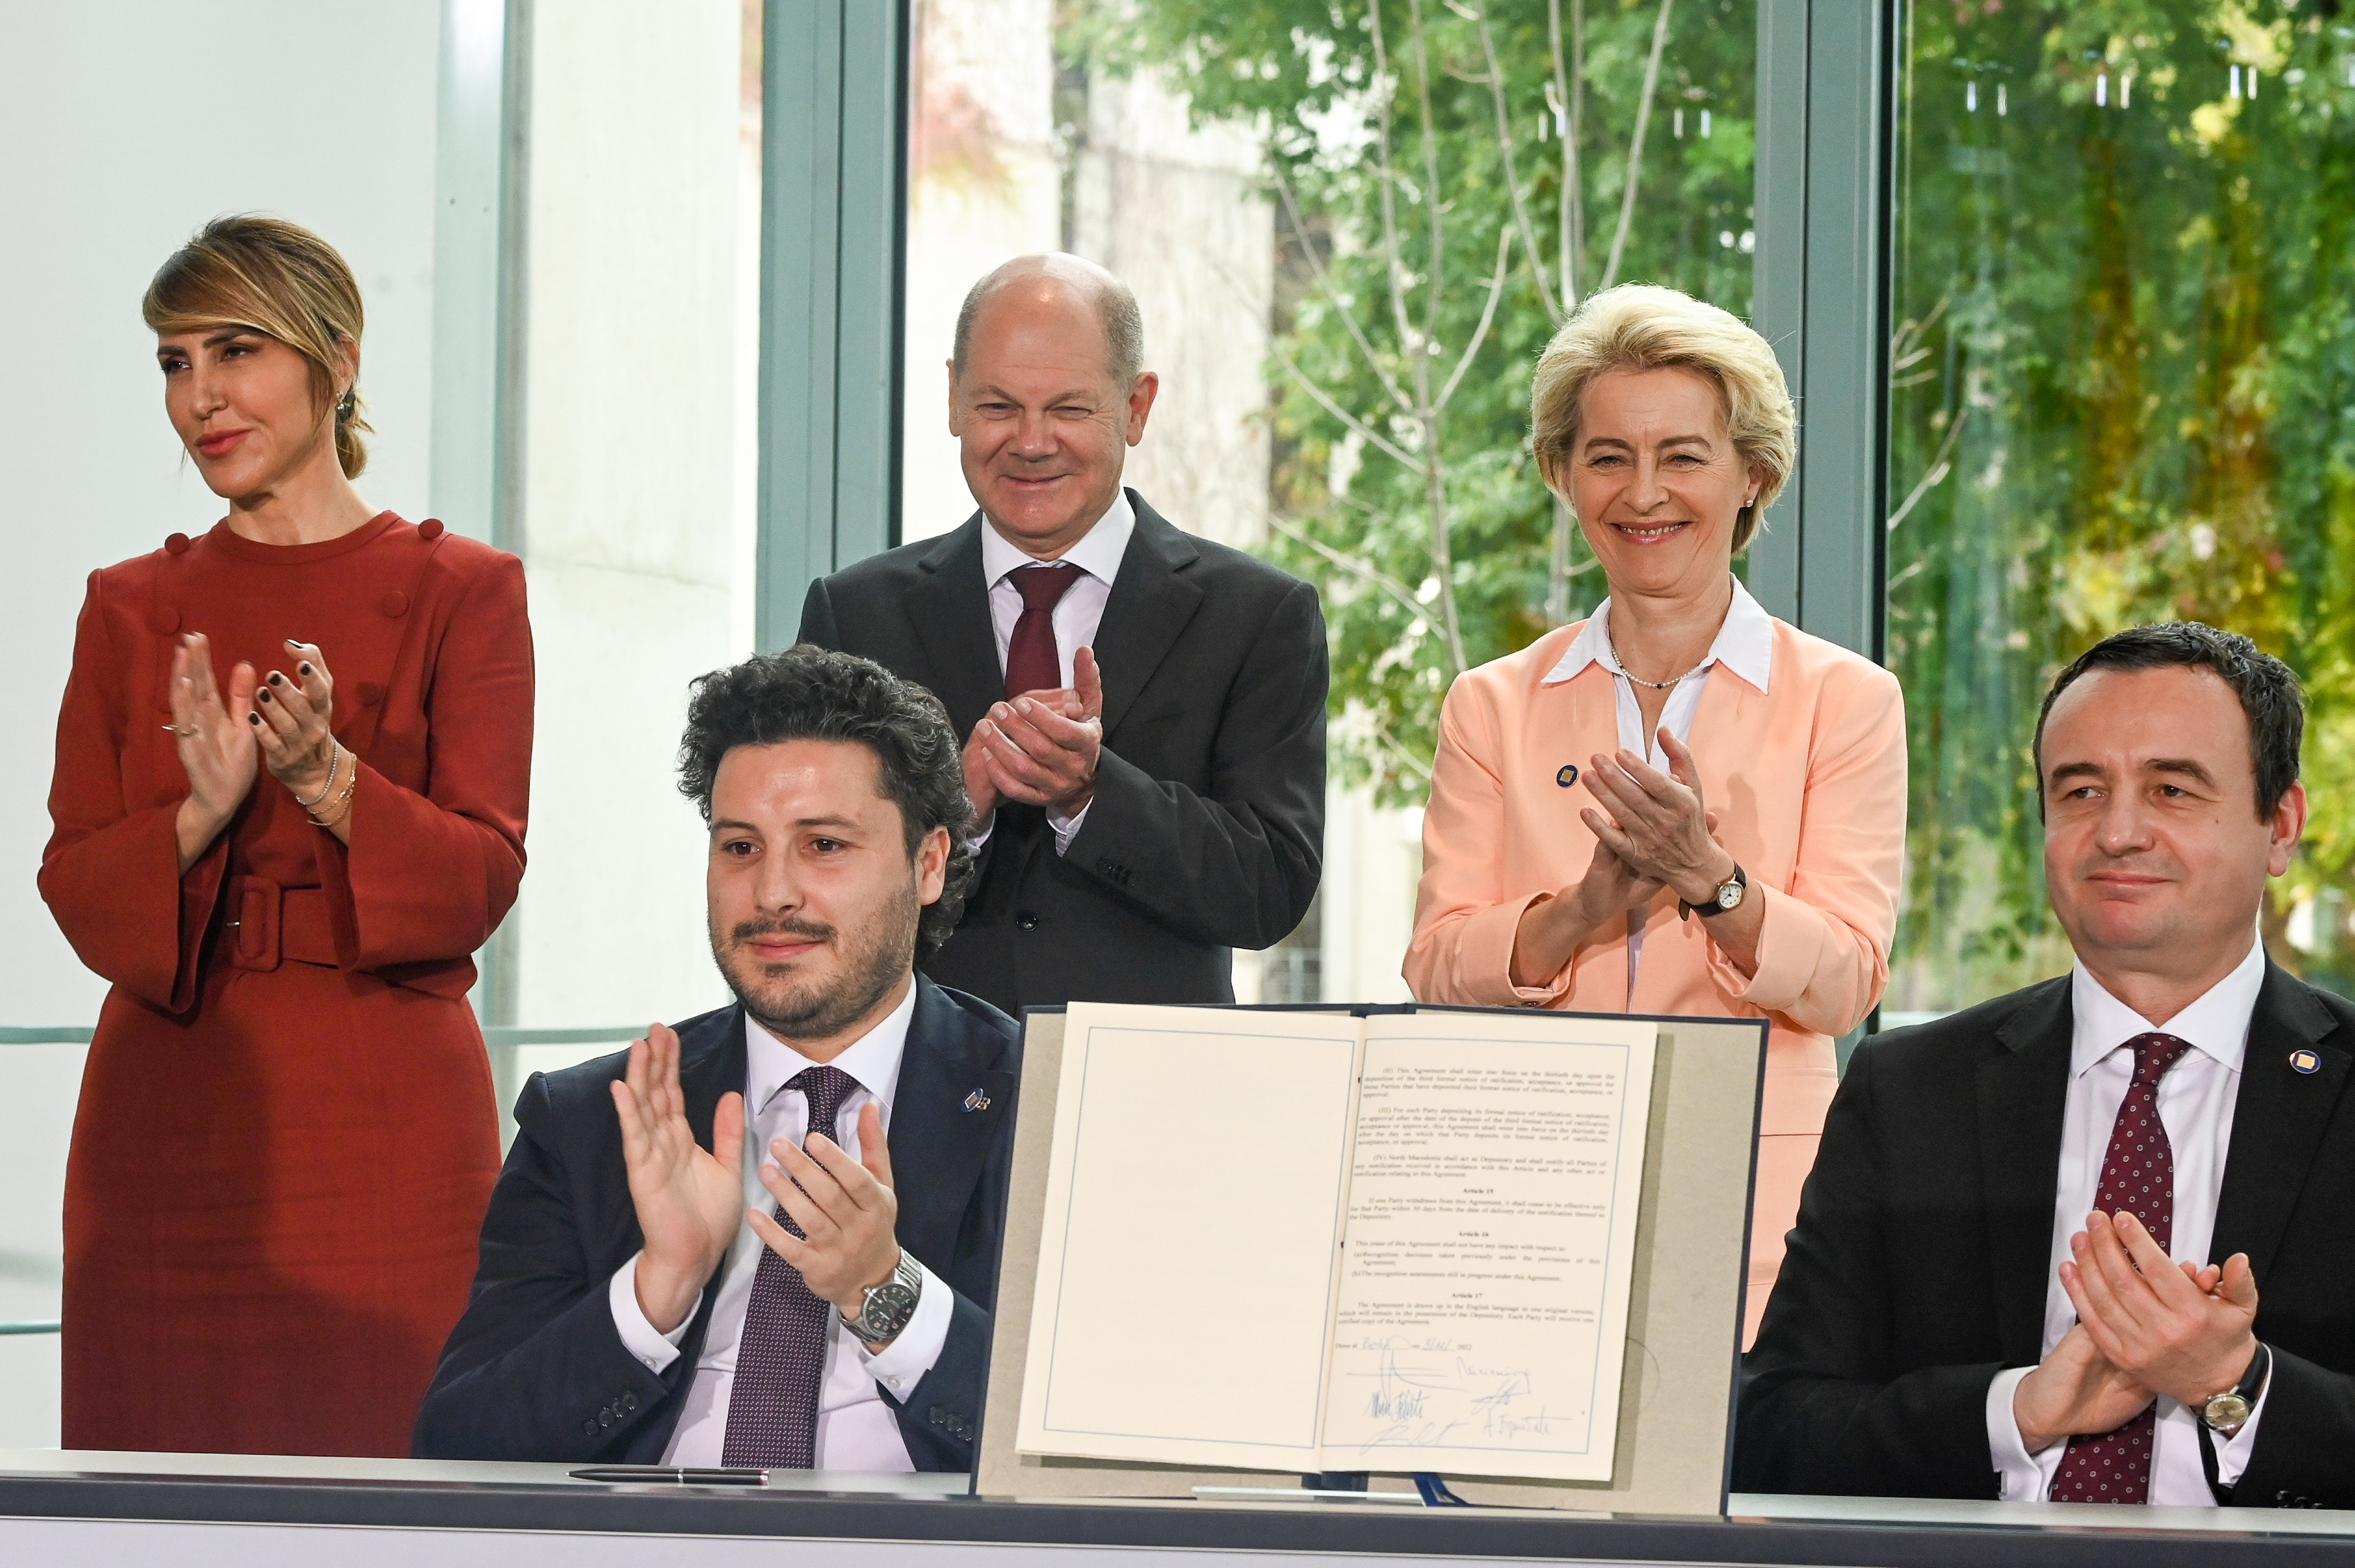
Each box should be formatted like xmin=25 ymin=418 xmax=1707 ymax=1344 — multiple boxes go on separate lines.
xmin=749 ymin=1101 xmax=905 ymax=1324
xmin=2061 ymin=1209 xmax=2260 ymax=1408
xmin=977 ymin=645 xmax=1104 ymax=819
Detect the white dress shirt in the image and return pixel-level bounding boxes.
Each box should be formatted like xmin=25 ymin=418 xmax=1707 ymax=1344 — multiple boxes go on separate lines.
xmin=1540 ymin=576 xmax=1775 ymax=994
xmin=1985 ymin=937 xmax=2272 ymax=1502
xmin=606 ymin=981 xmax=954 ymax=1470
xmin=974 ymin=490 xmax=1135 ymax=855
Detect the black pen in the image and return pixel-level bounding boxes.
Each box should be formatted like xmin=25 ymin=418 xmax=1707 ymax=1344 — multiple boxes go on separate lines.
xmin=569 ymin=1466 xmax=769 ymax=1486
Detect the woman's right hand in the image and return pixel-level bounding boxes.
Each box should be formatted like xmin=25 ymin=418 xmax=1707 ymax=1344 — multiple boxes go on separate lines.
xmin=169 ymin=633 xmax=260 ymax=872
xmin=1568 ymin=834 xmax=1668 ymax=928
xmin=1510 ymin=811 xmax=1718 ymax=989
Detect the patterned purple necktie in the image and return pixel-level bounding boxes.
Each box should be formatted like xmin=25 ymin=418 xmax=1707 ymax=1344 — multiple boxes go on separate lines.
xmin=721 ymin=1064 xmax=857 ymax=1469
xmin=2049 ymin=1032 xmax=2192 ymax=1504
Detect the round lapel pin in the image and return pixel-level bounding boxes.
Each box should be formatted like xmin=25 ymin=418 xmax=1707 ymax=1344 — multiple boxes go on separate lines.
xmin=2290 ymin=1048 xmax=2321 ymax=1075
xmin=1556 ymin=764 xmax=1580 ymax=787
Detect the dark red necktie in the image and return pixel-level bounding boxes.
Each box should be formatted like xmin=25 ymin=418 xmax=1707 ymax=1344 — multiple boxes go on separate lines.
xmin=720 ymin=1064 xmax=857 ymax=1470
xmin=1003 ymin=563 xmax=1082 ymax=699
xmin=2049 ymin=1032 xmax=2192 ymax=1503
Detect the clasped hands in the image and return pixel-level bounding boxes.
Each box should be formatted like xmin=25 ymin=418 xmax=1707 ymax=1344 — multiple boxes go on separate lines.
xmin=168 ymin=631 xmax=344 ymax=865
xmin=613 ymin=1023 xmax=905 ymax=1343
xmin=964 ymin=646 xmax=1104 ymax=827
xmin=1570 ymin=730 xmax=1736 ymax=922
xmin=2012 ymin=1209 xmax=2261 ymax=1454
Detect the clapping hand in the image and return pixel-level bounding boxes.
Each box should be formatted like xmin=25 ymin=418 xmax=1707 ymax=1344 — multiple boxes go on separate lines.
xmin=1580 ymin=731 xmax=1731 ymax=907
xmin=167 ymin=632 xmax=260 ymax=872
xmin=970 ymin=646 xmax=1104 ymax=820
xmin=252 ymin=639 xmax=340 ymax=802
xmin=748 ymin=1102 xmax=905 ymax=1325
xmin=2062 ymin=1210 xmax=2260 ymax=1409
xmin=613 ymin=1023 xmax=747 ymax=1334
xmin=2012 ymin=1322 xmax=2155 ymax=1454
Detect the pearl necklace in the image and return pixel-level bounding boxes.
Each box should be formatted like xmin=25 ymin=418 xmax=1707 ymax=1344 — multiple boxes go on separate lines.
xmin=1604 ymin=623 xmax=1705 ymax=690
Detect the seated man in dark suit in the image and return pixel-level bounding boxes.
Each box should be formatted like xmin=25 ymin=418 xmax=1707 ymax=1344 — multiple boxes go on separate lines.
xmin=798 ymin=252 xmax=1326 ymax=1015
xmin=416 ymin=647 xmax=1018 ymax=1472
xmin=1739 ymin=622 xmax=2355 ymax=1509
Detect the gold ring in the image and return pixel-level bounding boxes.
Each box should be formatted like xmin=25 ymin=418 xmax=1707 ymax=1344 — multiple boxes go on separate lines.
xmin=161 ymin=723 xmax=198 ymax=737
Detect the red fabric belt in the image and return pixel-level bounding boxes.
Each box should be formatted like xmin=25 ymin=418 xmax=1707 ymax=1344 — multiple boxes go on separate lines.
xmin=221 ymin=876 xmax=339 ymax=972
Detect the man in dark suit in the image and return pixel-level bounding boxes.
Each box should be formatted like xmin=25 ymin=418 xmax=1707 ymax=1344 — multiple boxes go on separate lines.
xmin=799 ymin=253 xmax=1325 ymax=1014
xmin=416 ymin=648 xmax=1017 ymax=1473
xmin=1738 ymin=623 xmax=2355 ymax=1509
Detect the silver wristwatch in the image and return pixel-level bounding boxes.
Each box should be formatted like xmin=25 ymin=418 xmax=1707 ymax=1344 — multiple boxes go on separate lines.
xmin=2198 ymin=1341 xmax=2270 ymax=1436
xmin=841 ymin=1251 xmax=923 ymax=1345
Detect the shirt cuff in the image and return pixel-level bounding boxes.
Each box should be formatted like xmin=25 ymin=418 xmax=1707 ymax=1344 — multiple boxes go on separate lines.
xmin=967 ymin=811 xmax=995 ymax=854
xmin=1985 ymin=1366 xmax=2064 ymax=1501
xmin=609 ymin=1251 xmax=691 ymax=1374
xmin=854 ymin=1258 xmax=954 ymax=1401
xmin=2210 ymin=1357 xmax=2273 ymax=1489
xmin=1047 ymin=799 xmax=1091 ymax=856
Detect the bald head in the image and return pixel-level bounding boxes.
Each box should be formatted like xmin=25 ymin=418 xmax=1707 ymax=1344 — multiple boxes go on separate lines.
xmin=952 ymin=254 xmax=1145 ymax=390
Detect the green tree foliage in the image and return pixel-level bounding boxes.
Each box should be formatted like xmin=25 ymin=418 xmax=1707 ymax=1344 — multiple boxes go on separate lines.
xmin=1071 ymin=0 xmax=1758 ymax=801
xmin=1885 ymin=0 xmax=2355 ymax=1008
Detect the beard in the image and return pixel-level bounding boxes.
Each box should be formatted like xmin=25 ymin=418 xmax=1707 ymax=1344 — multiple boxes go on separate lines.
xmin=711 ymin=879 xmax=921 ymax=1042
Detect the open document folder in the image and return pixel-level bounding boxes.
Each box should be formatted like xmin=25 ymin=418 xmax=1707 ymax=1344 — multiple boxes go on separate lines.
xmin=1013 ymin=1004 xmax=1657 ymax=1484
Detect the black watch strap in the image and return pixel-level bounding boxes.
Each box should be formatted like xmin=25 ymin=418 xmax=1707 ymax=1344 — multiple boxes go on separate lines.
xmin=1680 ymin=862 xmax=1747 ymax=920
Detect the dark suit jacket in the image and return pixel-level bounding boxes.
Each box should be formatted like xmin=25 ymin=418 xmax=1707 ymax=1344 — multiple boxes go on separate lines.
xmin=1736 ymin=961 xmax=2355 ymax=1507
xmin=413 ymin=976 xmax=1020 ymax=1471
xmin=797 ymin=491 xmax=1326 ymax=1014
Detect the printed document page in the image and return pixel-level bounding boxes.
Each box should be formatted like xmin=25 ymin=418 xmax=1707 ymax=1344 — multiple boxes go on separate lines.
xmin=1316 ymin=1012 xmax=1658 ymax=1481
xmin=1014 ymin=1003 xmax=1364 ymax=1472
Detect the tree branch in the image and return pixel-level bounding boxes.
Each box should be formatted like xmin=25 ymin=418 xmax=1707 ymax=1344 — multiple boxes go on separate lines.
xmin=1267 ymin=335 xmax=1429 ymax=476
xmin=1598 ymin=0 xmax=1673 ymax=293
xmin=1471 ymin=5 xmax=1561 ymax=324
xmin=1270 ymin=164 xmax=1415 ymax=415
xmin=1437 ymin=225 xmax=1515 ymax=411
xmin=1269 ymin=513 xmax=1436 ymax=632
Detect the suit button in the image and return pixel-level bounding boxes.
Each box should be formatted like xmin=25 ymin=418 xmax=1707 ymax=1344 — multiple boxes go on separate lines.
xmin=930 ymin=1406 xmax=948 ymax=1426
xmin=620 ymin=1391 xmax=638 ymax=1413
xmin=583 ymin=1420 xmax=599 ymax=1437
xmin=164 ymin=533 xmax=191 ymax=555
xmin=419 ymin=517 xmax=446 ymax=541
xmin=1016 ymin=911 xmax=1040 ymax=931
xmin=381 ymin=590 xmax=410 ymax=617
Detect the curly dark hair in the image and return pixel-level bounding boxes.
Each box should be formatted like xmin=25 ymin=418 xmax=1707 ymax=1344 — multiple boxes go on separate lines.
xmin=678 ymin=645 xmax=977 ymax=959
xmin=2035 ymin=621 xmax=2304 ymax=820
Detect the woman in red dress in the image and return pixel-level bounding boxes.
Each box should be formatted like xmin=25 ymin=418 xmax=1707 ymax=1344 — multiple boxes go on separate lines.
xmin=40 ymin=217 xmax=532 ymax=1456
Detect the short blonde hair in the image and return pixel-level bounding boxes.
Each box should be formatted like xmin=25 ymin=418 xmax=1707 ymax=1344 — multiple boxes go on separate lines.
xmin=1530 ymin=284 xmax=1794 ymax=552
xmin=143 ymin=215 xmax=372 ymax=479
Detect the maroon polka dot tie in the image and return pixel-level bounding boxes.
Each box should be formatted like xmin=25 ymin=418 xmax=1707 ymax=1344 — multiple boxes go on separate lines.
xmin=1003 ymin=563 xmax=1083 ymax=699
xmin=720 ymin=1065 xmax=857 ymax=1470
xmin=2049 ymin=1032 xmax=2191 ymax=1504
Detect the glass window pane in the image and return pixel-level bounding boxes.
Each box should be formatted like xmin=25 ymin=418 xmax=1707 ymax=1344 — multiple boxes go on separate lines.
xmin=905 ymin=0 xmax=1757 ymax=1001
xmin=1885 ymin=3 xmax=2355 ymax=1014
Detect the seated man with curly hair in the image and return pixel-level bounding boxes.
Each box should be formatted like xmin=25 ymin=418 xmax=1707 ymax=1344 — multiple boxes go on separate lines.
xmin=416 ymin=647 xmax=1018 ymax=1473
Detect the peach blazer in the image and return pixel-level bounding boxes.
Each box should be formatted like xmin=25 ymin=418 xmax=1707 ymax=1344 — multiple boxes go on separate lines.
xmin=1405 ymin=614 xmax=1906 ymax=1343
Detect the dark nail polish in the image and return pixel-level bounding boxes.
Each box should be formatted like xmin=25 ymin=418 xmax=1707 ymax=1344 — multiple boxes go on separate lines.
xmin=248 ymin=712 xmax=260 ymax=725
xmin=268 ymin=673 xmax=283 ymax=686
xmin=257 ymin=689 xmax=271 ymax=703
xmin=298 ymin=663 xmax=312 ymax=676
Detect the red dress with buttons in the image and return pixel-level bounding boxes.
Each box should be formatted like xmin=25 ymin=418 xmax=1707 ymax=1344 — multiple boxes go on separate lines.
xmin=40 ymin=513 xmax=532 ymax=1456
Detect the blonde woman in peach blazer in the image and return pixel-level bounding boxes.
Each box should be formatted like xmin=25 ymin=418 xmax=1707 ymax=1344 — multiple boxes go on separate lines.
xmin=1406 ymin=285 xmax=1906 ymax=1344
